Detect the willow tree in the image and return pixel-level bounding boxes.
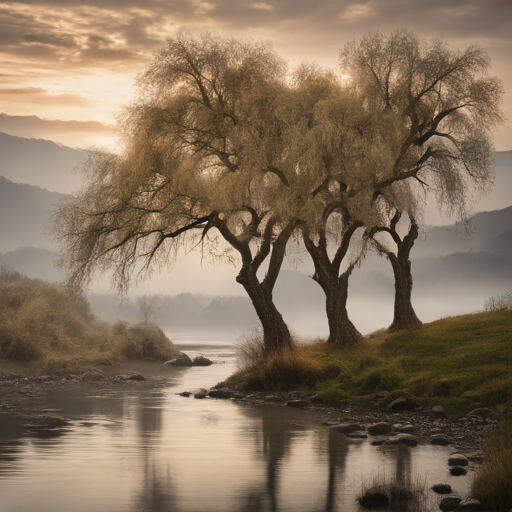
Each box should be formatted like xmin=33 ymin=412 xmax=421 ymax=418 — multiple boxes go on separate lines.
xmin=286 ymin=65 xmax=384 ymax=347
xmin=54 ymin=34 xmax=306 ymax=354
xmin=341 ymin=29 xmax=504 ymax=332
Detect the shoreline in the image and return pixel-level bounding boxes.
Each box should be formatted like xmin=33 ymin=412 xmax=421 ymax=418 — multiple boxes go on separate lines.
xmin=0 ymin=361 xmax=498 ymax=459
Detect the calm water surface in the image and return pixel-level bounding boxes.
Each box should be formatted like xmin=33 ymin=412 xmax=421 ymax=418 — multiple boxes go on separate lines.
xmin=0 ymin=343 xmax=470 ymax=512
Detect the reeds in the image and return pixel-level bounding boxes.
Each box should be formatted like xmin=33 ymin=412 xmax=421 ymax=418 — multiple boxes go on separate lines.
xmin=471 ymin=420 xmax=512 ymax=512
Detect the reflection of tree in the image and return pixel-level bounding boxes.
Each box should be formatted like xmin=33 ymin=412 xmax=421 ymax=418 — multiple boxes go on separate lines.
xmin=324 ymin=429 xmax=349 ymax=512
xmin=131 ymin=393 xmax=180 ymax=512
xmin=233 ymin=405 xmax=351 ymax=512
xmin=394 ymin=444 xmax=411 ymax=487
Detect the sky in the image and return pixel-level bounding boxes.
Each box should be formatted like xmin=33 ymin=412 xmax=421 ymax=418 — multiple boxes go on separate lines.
xmin=0 ymin=0 xmax=511 ymax=150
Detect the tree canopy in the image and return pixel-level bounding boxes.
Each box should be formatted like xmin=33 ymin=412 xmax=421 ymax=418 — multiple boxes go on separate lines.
xmin=54 ymin=31 xmax=504 ymax=352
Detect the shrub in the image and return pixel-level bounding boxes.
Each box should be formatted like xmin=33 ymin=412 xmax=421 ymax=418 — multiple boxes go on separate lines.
xmin=0 ymin=274 xmax=178 ymax=368
xmin=118 ymin=324 xmax=178 ymax=360
xmin=358 ymin=473 xmax=430 ymax=511
xmin=472 ymin=421 xmax=512 ymax=512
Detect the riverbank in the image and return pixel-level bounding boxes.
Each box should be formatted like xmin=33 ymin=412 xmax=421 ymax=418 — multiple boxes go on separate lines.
xmin=0 ymin=359 xmax=496 ymax=456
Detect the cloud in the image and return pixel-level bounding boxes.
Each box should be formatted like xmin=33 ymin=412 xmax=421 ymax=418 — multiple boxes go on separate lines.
xmin=0 ymin=87 xmax=91 ymax=106
xmin=251 ymin=3 xmax=274 ymax=11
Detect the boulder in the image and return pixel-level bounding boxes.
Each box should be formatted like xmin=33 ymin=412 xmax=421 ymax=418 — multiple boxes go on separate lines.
xmin=80 ymin=368 xmax=105 ymax=382
xmin=164 ymin=353 xmax=193 ymax=367
xmin=370 ymin=437 xmax=388 ymax=446
xmin=332 ymin=422 xmax=363 ymax=434
xmin=193 ymin=389 xmax=208 ymax=399
xmin=381 ymin=391 xmax=420 ymax=410
xmin=209 ymin=388 xmax=235 ymax=399
xmin=286 ymin=400 xmax=307 ymax=408
xmin=192 ymin=355 xmax=213 ymax=367
xmin=439 ymin=497 xmax=462 ymax=512
xmin=432 ymin=484 xmax=452 ymax=494
xmin=449 ymin=466 xmax=467 ymax=476
xmin=456 ymin=499 xmax=484 ymax=511
xmin=394 ymin=423 xmax=416 ymax=433
xmin=367 ymin=422 xmax=391 ymax=436
xmin=432 ymin=405 xmax=446 ymax=418
xmin=431 ymin=434 xmax=451 ymax=446
xmin=385 ymin=434 xmax=418 ymax=446
xmin=467 ymin=408 xmax=498 ymax=420
xmin=126 ymin=372 xmax=145 ymax=381
xmin=179 ymin=391 xmax=191 ymax=397
xmin=347 ymin=431 xmax=368 ymax=439
xmin=448 ymin=453 xmax=469 ymax=467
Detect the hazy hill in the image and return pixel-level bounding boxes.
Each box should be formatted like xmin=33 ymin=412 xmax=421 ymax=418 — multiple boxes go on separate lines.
xmin=0 ymin=132 xmax=85 ymax=193
xmin=0 ymin=247 xmax=61 ymax=282
xmin=411 ymin=205 xmax=512 ymax=259
xmin=0 ymin=177 xmax=67 ymax=253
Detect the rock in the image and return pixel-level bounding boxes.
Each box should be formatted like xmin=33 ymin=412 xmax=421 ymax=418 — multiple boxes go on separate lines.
xmin=431 ymin=434 xmax=451 ymax=446
xmin=80 ymin=368 xmax=105 ymax=382
xmin=332 ymin=422 xmax=363 ymax=434
xmin=432 ymin=405 xmax=446 ymax=417
xmin=439 ymin=497 xmax=462 ymax=511
xmin=448 ymin=453 xmax=469 ymax=466
xmin=126 ymin=372 xmax=145 ymax=381
xmin=385 ymin=433 xmax=418 ymax=446
xmin=381 ymin=391 xmax=420 ymax=410
xmin=456 ymin=499 xmax=484 ymax=511
xmin=192 ymin=355 xmax=213 ymax=367
xmin=209 ymin=389 xmax=235 ymax=399
xmin=179 ymin=391 xmax=191 ymax=397
xmin=164 ymin=353 xmax=193 ymax=367
xmin=367 ymin=422 xmax=391 ymax=436
xmin=449 ymin=466 xmax=467 ymax=476
xmin=394 ymin=423 xmax=416 ymax=433
xmin=347 ymin=431 xmax=368 ymax=439
xmin=370 ymin=437 xmax=388 ymax=446
xmin=193 ymin=389 xmax=208 ymax=399
xmin=432 ymin=484 xmax=452 ymax=494
xmin=467 ymin=408 xmax=498 ymax=420
xmin=286 ymin=399 xmax=307 ymax=408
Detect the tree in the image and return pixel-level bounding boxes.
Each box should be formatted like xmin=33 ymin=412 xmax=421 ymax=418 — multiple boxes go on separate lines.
xmin=367 ymin=208 xmax=422 ymax=331
xmin=340 ymin=29 xmax=504 ymax=332
xmin=130 ymin=294 xmax=164 ymax=325
xmin=54 ymin=33 xmax=305 ymax=354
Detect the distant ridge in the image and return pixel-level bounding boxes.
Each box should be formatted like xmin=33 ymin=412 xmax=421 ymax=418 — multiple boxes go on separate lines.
xmin=0 ymin=132 xmax=85 ymax=193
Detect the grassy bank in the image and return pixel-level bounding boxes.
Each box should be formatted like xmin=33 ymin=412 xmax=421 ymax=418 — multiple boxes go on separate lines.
xmin=0 ymin=265 xmax=180 ymax=371
xmin=225 ymin=310 xmax=512 ymax=413
xmin=472 ymin=420 xmax=512 ymax=512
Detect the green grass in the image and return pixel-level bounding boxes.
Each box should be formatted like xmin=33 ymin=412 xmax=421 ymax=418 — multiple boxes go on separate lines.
xmin=227 ymin=311 xmax=512 ymax=413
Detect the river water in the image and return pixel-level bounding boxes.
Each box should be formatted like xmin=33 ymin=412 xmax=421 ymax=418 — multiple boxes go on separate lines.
xmin=0 ymin=342 xmax=470 ymax=512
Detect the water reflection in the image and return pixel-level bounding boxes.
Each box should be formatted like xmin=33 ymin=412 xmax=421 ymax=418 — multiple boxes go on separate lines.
xmin=0 ymin=359 xmax=470 ymax=512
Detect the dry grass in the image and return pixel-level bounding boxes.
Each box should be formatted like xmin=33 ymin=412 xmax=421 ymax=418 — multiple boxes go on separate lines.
xmin=471 ymin=421 xmax=512 ymax=512
xmin=357 ymin=473 xmax=432 ymax=511
xmin=226 ymin=329 xmax=327 ymax=391
xmin=0 ymin=269 xmax=179 ymax=371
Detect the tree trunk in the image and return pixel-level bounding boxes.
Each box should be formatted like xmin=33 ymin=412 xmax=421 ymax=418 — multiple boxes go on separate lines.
xmin=322 ymin=271 xmax=363 ymax=347
xmin=237 ymin=271 xmax=293 ymax=354
xmin=388 ymin=252 xmax=422 ymax=332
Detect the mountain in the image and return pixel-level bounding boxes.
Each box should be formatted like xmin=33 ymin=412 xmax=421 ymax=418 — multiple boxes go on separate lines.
xmin=411 ymin=205 xmax=512 ymax=259
xmin=0 ymin=114 xmax=115 ymax=151
xmin=0 ymin=247 xmax=61 ymax=282
xmin=0 ymin=177 xmax=67 ymax=253
xmin=0 ymin=132 xmax=85 ymax=193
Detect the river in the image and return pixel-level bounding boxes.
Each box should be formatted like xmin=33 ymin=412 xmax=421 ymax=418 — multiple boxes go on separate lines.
xmin=0 ymin=341 xmax=471 ymax=511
